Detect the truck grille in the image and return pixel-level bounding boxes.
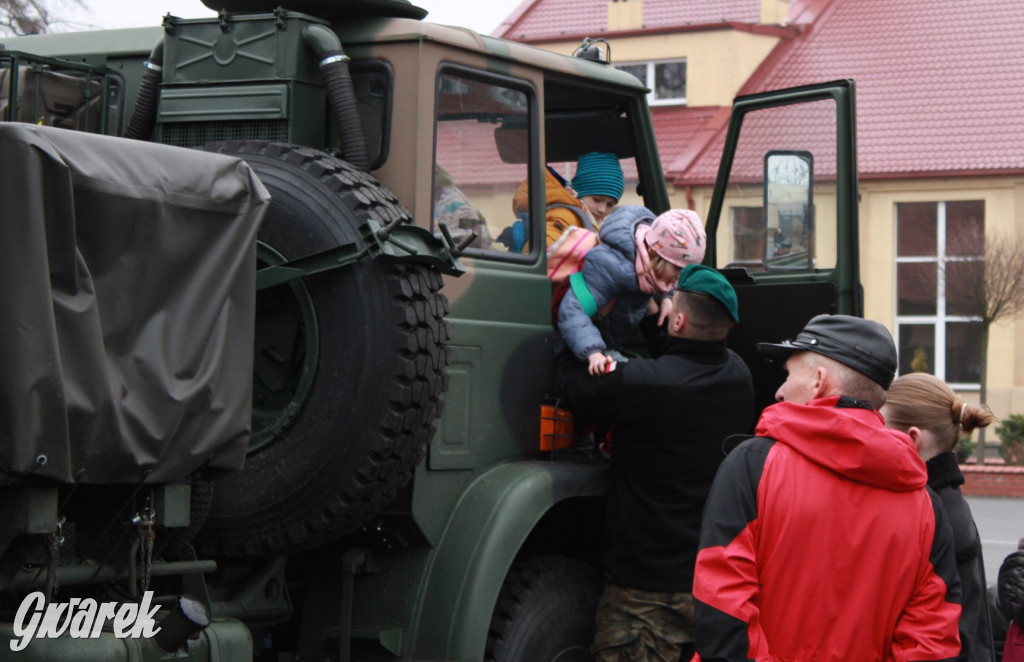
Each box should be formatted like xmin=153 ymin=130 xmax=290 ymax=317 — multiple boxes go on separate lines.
xmin=159 ymin=119 xmax=289 ymax=148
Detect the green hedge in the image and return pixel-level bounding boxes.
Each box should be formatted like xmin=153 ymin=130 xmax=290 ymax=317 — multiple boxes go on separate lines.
xmin=956 ymin=435 xmax=976 ymax=463
xmin=996 ymin=414 xmax=1024 ymax=465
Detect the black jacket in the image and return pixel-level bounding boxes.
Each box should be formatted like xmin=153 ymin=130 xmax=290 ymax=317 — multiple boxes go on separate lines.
xmin=556 ymin=326 xmax=755 ymax=592
xmin=926 ymin=452 xmax=996 ymax=662
xmin=1001 ymin=550 xmax=1024 ymax=624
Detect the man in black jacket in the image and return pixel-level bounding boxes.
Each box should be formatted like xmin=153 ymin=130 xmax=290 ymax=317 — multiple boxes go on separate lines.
xmin=556 ymin=264 xmax=755 ymax=662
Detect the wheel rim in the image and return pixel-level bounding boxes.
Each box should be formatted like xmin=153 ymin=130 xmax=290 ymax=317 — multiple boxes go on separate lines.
xmin=249 ymin=241 xmax=320 ymax=454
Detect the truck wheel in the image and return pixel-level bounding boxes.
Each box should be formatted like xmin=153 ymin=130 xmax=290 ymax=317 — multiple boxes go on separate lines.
xmin=195 ymin=141 xmax=450 ymax=556
xmin=486 ymin=556 xmax=604 ymax=662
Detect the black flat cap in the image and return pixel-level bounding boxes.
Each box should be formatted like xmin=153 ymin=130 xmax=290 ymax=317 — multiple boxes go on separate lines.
xmin=757 ymin=314 xmax=897 ymax=389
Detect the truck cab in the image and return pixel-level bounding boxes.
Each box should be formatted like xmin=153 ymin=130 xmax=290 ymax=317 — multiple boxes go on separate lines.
xmin=0 ymin=1 xmax=859 ymax=659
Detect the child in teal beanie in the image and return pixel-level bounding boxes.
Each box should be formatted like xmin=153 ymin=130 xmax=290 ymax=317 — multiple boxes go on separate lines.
xmin=571 ymin=152 xmax=625 ymax=226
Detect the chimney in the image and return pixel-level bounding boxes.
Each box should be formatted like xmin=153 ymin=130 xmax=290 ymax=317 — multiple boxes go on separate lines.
xmin=608 ymin=0 xmax=643 ymax=31
xmin=761 ymin=0 xmax=791 ymax=24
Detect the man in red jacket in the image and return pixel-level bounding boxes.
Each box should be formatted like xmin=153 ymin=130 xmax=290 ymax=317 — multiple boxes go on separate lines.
xmin=693 ymin=314 xmax=962 ymax=662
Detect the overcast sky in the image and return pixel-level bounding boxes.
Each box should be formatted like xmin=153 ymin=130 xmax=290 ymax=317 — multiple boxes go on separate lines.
xmin=57 ymin=0 xmax=523 ymax=36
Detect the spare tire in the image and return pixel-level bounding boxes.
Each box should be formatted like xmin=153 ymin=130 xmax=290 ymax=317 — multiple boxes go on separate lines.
xmin=196 ymin=141 xmax=450 ymax=556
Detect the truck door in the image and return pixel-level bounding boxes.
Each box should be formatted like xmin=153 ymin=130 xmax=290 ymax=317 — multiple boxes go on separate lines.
xmin=429 ymin=65 xmax=552 ymax=477
xmin=705 ymin=79 xmax=861 ymax=412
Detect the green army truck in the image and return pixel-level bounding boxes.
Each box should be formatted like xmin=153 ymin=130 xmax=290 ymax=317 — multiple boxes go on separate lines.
xmin=0 ymin=0 xmax=861 ymax=659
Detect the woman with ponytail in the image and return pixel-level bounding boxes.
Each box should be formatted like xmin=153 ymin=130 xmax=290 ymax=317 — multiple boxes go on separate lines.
xmin=883 ymin=372 xmax=997 ymax=662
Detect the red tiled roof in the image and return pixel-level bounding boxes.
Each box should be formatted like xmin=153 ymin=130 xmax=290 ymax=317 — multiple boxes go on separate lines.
xmin=676 ymin=0 xmax=1024 ymax=183
xmin=676 ymin=94 xmax=840 ymax=185
xmin=436 ymin=120 xmax=526 ymax=186
xmin=655 ymin=105 xmax=730 ymax=174
xmin=496 ymin=0 xmax=762 ymax=42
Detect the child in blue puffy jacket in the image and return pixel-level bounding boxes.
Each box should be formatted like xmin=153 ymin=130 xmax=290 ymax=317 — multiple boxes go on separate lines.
xmin=557 ymin=205 xmax=706 ymax=376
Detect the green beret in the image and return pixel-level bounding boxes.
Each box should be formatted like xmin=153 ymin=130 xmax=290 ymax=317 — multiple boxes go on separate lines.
xmin=676 ymin=264 xmax=739 ymax=323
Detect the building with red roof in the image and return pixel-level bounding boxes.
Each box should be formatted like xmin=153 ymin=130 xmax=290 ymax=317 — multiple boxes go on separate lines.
xmin=497 ymin=0 xmax=1024 ymax=437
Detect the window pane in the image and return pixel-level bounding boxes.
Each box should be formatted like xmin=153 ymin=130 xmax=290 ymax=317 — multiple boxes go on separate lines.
xmin=434 ymin=73 xmax=529 ymax=255
xmin=896 ymin=202 xmax=936 ymax=256
xmin=946 ymin=200 xmax=985 ymax=256
xmin=897 ymin=262 xmax=936 ymax=315
xmin=898 ymin=324 xmax=935 ymax=375
xmin=615 ymin=64 xmax=647 ymax=86
xmin=945 ymin=321 xmax=983 ymax=383
xmin=945 ymin=260 xmax=984 ymax=316
xmin=654 ymin=61 xmax=686 ymax=100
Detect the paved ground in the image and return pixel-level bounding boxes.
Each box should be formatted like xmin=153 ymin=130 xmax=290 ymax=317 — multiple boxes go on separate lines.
xmin=965 ymin=495 xmax=1023 ymax=586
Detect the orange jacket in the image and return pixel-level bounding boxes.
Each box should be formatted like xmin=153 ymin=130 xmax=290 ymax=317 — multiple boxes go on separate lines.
xmin=514 ymin=168 xmax=595 ymax=247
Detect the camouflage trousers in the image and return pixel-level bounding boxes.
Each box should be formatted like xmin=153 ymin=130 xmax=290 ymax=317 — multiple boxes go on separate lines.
xmin=592 ymin=582 xmax=696 ymax=662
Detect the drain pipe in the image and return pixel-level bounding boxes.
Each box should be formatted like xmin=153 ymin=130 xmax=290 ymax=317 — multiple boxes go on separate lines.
xmin=302 ymin=24 xmax=370 ymax=172
xmin=124 ymin=39 xmax=164 ymax=141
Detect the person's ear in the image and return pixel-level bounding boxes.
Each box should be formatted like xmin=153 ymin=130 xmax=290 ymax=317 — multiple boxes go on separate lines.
xmin=811 ymin=366 xmax=829 ymax=399
xmin=671 ymin=310 xmax=686 ymax=333
xmin=906 ymin=426 xmax=925 ymax=451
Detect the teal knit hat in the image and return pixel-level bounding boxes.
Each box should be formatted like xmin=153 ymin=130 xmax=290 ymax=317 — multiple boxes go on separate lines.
xmin=571 ymin=152 xmax=624 ymax=201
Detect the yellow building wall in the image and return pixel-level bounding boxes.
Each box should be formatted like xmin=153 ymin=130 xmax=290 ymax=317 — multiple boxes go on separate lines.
xmin=859 ymin=177 xmax=1024 ymax=421
xmin=531 ymin=30 xmax=780 ymax=107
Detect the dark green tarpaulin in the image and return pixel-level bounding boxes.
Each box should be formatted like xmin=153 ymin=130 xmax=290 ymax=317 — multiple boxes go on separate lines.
xmin=0 ymin=123 xmax=268 ymax=483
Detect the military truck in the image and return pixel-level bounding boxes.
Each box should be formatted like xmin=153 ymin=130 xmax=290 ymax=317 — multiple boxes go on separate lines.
xmin=0 ymin=0 xmax=861 ymax=659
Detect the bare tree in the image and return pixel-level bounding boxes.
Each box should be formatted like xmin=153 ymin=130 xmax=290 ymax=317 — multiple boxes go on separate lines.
xmin=0 ymin=0 xmax=83 ymax=36
xmin=1 ymin=0 xmax=49 ymax=35
xmin=945 ymin=227 xmax=1024 ymax=461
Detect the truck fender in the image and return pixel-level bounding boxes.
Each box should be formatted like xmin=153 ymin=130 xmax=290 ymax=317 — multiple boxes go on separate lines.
xmin=409 ymin=460 xmax=606 ymax=660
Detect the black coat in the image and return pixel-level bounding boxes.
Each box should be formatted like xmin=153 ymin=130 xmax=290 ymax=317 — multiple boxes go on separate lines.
xmin=990 ymin=583 xmax=1010 ymax=660
xmin=927 ymin=452 xmax=996 ymax=662
xmin=555 ymin=324 xmax=755 ymax=592
xmin=1000 ymin=550 xmax=1024 ymax=623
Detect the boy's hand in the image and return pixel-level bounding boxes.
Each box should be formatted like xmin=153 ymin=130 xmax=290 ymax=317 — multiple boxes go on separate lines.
xmin=588 ymin=352 xmax=612 ymax=377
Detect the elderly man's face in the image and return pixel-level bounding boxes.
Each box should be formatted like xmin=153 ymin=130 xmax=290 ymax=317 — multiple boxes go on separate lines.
xmin=774 ymin=352 xmax=820 ymax=404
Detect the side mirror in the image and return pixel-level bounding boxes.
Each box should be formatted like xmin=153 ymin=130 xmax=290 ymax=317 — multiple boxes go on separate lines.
xmin=763 ymin=150 xmax=813 ymax=270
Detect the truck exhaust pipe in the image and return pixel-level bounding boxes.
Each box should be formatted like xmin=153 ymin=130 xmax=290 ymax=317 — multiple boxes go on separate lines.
xmin=124 ymin=39 xmax=163 ymax=141
xmin=303 ymin=24 xmax=370 ymax=171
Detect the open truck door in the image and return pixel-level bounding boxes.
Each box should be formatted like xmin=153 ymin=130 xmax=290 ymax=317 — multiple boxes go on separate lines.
xmin=705 ymin=79 xmax=861 ymax=413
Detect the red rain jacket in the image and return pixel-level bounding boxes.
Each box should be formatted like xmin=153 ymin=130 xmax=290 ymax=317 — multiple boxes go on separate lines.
xmin=693 ymin=395 xmax=962 ymax=662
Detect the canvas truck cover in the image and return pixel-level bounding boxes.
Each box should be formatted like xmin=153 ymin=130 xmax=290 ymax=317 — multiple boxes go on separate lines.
xmin=0 ymin=124 xmax=269 ymax=484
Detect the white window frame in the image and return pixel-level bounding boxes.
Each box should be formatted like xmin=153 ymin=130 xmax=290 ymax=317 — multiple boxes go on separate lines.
xmin=614 ymin=59 xmax=687 ymax=106
xmin=894 ymin=200 xmax=984 ymax=389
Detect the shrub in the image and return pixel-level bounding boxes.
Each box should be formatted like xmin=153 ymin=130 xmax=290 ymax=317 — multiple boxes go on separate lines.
xmin=955 ymin=435 xmax=976 ymax=464
xmin=996 ymin=414 xmax=1024 ymax=465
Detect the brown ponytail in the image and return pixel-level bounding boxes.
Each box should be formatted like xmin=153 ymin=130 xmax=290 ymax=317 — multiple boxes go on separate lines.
xmin=886 ymin=373 xmax=994 ymax=452
xmin=954 ymin=395 xmax=995 ymax=434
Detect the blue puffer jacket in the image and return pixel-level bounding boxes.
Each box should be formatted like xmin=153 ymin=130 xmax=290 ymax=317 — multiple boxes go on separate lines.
xmin=557 ymin=205 xmax=658 ymax=362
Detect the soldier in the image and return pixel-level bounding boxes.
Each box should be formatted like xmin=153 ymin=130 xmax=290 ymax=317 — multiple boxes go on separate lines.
xmin=555 ymin=265 xmax=754 ymax=661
